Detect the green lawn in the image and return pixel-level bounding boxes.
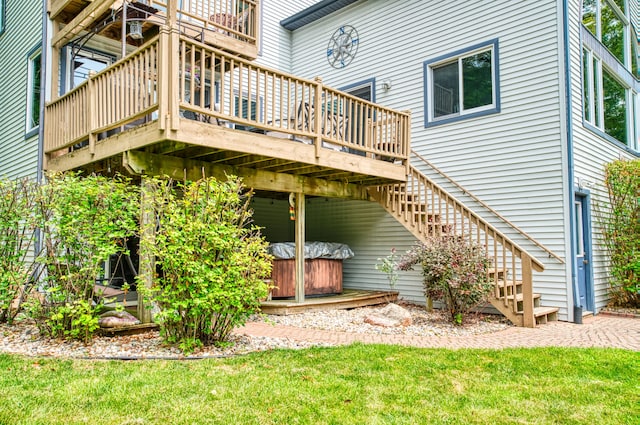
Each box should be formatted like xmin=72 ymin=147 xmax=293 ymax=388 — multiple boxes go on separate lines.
xmin=0 ymin=345 xmax=637 ymax=424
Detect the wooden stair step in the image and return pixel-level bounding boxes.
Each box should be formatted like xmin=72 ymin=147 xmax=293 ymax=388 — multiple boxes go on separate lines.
xmin=505 ymin=293 xmax=540 ymax=302
xmin=534 ymin=306 xmax=559 ymax=317
xmin=488 ymin=268 xmax=508 ymax=277
xmin=533 ymin=306 xmax=559 ymax=325
xmin=496 ymin=279 xmax=522 ymax=287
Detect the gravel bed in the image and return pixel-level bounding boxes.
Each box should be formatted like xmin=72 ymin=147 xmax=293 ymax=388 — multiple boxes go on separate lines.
xmin=0 ymin=321 xmax=326 ymax=360
xmin=0 ymin=303 xmax=510 ymax=359
xmin=256 ymin=302 xmax=511 ymax=337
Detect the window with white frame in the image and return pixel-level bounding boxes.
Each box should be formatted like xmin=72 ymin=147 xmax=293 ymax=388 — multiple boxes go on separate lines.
xmin=0 ymin=0 xmax=5 ymax=35
xmin=26 ymin=49 xmax=41 ymax=134
xmin=582 ymin=0 xmax=629 ymax=68
xmin=582 ymin=0 xmax=639 ymax=151
xmin=424 ymin=40 xmax=499 ymax=126
xmin=582 ymin=47 xmax=634 ymax=146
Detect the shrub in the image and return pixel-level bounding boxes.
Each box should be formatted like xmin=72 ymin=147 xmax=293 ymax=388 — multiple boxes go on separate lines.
xmin=375 ymin=248 xmax=399 ymax=290
xmin=0 ymin=178 xmax=41 ymax=324
xmin=600 ymin=159 xmax=640 ymax=307
xmin=138 ymin=176 xmax=272 ymax=352
xmin=396 ymin=236 xmax=492 ymax=324
xmin=30 ymin=173 xmax=139 ymax=341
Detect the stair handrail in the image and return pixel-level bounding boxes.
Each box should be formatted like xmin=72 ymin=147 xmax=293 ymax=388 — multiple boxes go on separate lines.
xmin=369 ymin=165 xmax=545 ymax=327
xmin=411 ymin=150 xmax=565 ymax=264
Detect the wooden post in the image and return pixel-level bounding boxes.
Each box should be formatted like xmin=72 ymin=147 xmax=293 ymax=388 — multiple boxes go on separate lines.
xmin=87 ymin=72 xmax=96 ymax=155
xmin=294 ymin=192 xmax=305 ymax=303
xmin=166 ymin=0 xmax=180 ymax=131
xmin=137 ymin=178 xmax=156 ymax=323
xmin=157 ymin=27 xmax=169 ymax=131
xmin=313 ymin=77 xmax=323 ymax=158
xmin=521 ymin=253 xmax=535 ymax=328
xmin=402 ymin=110 xmax=411 ymax=176
xmin=50 ymin=22 xmax=60 ymax=100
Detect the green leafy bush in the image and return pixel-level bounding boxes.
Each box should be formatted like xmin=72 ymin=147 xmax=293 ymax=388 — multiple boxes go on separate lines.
xmin=396 ymin=236 xmax=492 ymax=324
xmin=601 ymin=159 xmax=640 ymax=307
xmin=0 ymin=178 xmax=41 ymax=323
xmin=29 ymin=173 xmax=139 ymax=341
xmin=138 ymin=176 xmax=272 ymax=352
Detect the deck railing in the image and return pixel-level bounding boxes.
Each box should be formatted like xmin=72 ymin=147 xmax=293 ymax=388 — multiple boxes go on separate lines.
xmin=45 ymin=37 xmax=160 ymax=154
xmin=178 ymin=36 xmax=409 ymax=161
xmin=45 ymin=30 xmax=410 ymax=165
xmin=151 ymin=0 xmax=259 ymax=45
xmin=370 ymin=166 xmax=545 ymax=327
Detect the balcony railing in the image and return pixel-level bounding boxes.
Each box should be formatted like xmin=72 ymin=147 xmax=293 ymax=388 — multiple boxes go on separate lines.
xmin=44 ymin=30 xmax=410 ymax=168
xmin=51 ymin=0 xmax=259 ymax=59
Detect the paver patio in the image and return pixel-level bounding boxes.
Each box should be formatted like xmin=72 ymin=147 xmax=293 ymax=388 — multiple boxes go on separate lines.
xmin=237 ymin=315 xmax=640 ymax=351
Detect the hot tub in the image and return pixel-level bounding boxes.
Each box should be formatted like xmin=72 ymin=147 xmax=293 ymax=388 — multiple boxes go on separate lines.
xmin=267 ymin=242 xmax=354 ymax=298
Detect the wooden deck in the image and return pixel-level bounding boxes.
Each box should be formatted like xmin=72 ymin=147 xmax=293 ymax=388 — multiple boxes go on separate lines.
xmin=44 ymin=33 xmax=410 ymax=188
xmin=260 ymin=289 xmax=399 ymax=315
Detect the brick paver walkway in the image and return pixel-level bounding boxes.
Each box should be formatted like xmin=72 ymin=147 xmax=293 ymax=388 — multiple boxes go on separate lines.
xmin=237 ymin=314 xmax=639 ymax=350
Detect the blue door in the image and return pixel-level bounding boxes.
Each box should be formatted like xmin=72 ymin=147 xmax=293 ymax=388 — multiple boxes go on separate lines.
xmin=574 ymin=194 xmax=593 ymax=312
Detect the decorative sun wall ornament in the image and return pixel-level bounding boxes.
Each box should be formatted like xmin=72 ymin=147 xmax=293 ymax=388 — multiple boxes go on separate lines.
xmin=326 ymin=25 xmax=359 ymax=69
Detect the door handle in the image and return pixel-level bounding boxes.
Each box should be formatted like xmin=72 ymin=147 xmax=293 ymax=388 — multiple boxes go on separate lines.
xmin=583 ymin=259 xmax=589 ymax=265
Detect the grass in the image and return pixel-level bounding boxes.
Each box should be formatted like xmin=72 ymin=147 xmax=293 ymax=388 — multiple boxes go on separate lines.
xmin=0 ymin=345 xmax=638 ymax=424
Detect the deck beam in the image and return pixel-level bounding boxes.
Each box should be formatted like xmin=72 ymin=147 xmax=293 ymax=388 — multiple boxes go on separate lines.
xmin=123 ymin=150 xmax=372 ymax=200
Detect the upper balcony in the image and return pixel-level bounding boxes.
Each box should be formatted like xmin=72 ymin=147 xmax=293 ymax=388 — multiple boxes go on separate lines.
xmin=44 ymin=28 xmax=410 ymax=196
xmin=49 ymin=0 xmax=260 ymax=60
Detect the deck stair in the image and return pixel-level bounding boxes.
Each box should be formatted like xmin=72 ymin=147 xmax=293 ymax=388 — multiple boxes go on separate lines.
xmin=368 ymin=165 xmax=559 ymax=327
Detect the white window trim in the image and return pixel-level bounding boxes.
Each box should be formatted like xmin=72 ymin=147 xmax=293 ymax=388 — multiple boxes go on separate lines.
xmin=25 ymin=48 xmax=42 ymax=135
xmin=423 ymin=39 xmax=500 ymax=127
xmin=582 ymin=45 xmax=638 ymax=151
xmin=0 ymin=0 xmax=5 ymax=35
xmin=585 ymin=0 xmax=631 ymax=68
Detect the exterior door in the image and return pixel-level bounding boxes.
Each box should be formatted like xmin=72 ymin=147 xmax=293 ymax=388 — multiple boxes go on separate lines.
xmin=574 ymin=194 xmax=593 ymax=312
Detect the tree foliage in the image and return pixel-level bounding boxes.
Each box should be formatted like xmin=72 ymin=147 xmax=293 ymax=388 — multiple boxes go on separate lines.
xmin=0 ymin=178 xmax=40 ymax=324
xmin=138 ymin=176 xmax=272 ymax=352
xmin=601 ymin=159 xmax=640 ymax=307
xmin=28 ymin=173 xmax=139 ymax=341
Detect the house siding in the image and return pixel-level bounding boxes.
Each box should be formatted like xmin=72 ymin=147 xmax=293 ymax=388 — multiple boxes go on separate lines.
xmin=286 ymin=0 xmax=572 ymax=319
xmin=568 ymin=0 xmax=640 ymax=311
xmin=255 ymin=0 xmax=317 ymax=71
xmin=0 ymin=0 xmax=42 ymax=179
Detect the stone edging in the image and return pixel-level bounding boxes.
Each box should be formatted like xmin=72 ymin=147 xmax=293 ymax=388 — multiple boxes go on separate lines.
xmin=599 ymin=309 xmax=640 ymax=319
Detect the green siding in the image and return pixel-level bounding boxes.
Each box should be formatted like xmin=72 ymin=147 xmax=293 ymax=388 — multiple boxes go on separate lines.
xmin=0 ymin=0 xmax=42 ymax=179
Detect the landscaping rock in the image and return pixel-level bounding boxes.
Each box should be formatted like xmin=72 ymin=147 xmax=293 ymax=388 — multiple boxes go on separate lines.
xmin=99 ymin=310 xmax=141 ymax=328
xmin=364 ymin=303 xmax=412 ymax=327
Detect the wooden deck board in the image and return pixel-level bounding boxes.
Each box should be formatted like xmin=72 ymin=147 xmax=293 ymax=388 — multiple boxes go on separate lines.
xmin=260 ymin=289 xmax=399 ymax=315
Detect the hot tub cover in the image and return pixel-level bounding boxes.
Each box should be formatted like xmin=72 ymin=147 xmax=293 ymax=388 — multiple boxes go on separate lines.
xmin=268 ymin=241 xmax=354 ymax=260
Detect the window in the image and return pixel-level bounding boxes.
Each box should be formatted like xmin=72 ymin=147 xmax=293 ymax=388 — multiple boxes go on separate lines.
xmin=582 ymin=0 xmax=628 ymax=67
xmin=424 ymin=40 xmax=499 ymax=126
xmin=26 ymin=49 xmax=42 ymax=134
xmin=0 ymin=0 xmax=5 ymax=35
xmin=583 ymin=47 xmax=636 ymax=147
xmin=582 ymin=1 xmax=638 ymax=151
xmin=233 ymin=91 xmax=262 ymax=131
xmin=65 ymin=47 xmax=114 ymax=91
xmin=634 ymin=93 xmax=640 ymax=150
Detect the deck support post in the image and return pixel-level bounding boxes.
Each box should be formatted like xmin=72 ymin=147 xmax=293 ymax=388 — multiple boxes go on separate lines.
xmin=294 ymin=192 xmax=305 ymax=303
xmin=137 ymin=178 xmax=156 ymax=323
